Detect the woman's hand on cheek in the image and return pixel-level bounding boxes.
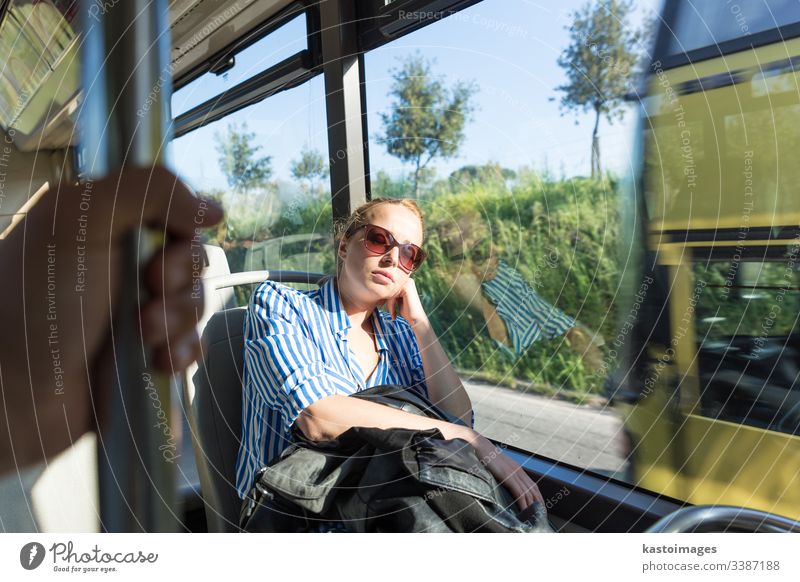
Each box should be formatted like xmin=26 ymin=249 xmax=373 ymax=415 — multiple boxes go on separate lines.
xmin=386 ymin=278 xmax=428 ymax=327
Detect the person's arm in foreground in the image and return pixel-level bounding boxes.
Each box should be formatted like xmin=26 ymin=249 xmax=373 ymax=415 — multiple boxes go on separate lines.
xmin=0 ymin=166 xmax=223 ymax=475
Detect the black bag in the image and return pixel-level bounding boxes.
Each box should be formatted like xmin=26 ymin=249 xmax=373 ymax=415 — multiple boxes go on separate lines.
xmin=240 ymin=384 xmax=554 ymax=533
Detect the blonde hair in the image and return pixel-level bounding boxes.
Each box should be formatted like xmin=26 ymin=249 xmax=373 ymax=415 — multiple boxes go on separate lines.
xmin=334 ymin=198 xmax=425 ymax=274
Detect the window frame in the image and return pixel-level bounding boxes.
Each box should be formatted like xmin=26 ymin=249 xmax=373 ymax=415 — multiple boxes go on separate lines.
xmin=172 ymin=1 xmax=319 ymax=138
xmin=356 ymin=0 xmax=482 ymax=52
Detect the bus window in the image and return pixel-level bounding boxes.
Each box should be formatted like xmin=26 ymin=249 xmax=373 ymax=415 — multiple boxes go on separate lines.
xmin=363 ymin=0 xmax=630 ymax=481
xmin=172 ymin=15 xmax=333 ymax=302
xmin=171 ymin=12 xmax=308 ymax=118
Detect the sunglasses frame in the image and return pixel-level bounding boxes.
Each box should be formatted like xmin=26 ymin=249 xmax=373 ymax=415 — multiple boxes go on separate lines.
xmin=348 ymin=223 xmax=427 ymax=273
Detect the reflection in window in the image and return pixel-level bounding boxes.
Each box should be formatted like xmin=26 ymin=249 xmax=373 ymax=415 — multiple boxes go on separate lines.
xmin=694 ymin=253 xmax=800 ymax=436
xmin=365 ymin=0 xmax=628 ymax=480
xmin=0 ymin=0 xmax=77 ymax=126
xmin=667 ymin=0 xmax=799 ymax=55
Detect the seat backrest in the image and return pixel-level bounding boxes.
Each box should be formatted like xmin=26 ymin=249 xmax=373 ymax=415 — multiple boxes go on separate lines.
xmin=192 ymin=307 xmax=247 ymax=532
xmin=186 ymin=246 xmax=325 ymax=532
xmin=183 ymin=244 xmax=268 ymax=532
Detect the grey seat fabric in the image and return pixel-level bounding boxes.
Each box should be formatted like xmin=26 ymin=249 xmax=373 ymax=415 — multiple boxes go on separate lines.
xmin=192 ymin=307 xmax=247 ymax=532
xmin=188 ymin=267 xmax=324 ymax=532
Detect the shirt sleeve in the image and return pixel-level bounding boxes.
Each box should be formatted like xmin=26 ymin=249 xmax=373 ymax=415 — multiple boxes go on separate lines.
xmin=244 ymin=281 xmax=356 ymax=430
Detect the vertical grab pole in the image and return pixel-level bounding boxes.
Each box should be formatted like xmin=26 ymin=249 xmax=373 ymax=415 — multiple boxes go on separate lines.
xmin=79 ymin=0 xmax=177 ymax=532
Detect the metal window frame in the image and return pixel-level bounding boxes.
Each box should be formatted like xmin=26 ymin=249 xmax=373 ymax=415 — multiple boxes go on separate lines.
xmin=319 ymin=0 xmax=371 ymax=221
xmin=172 ymin=1 xmax=311 ymax=93
xmin=172 ymin=2 xmax=318 ymax=139
xmin=356 ymin=0 xmax=483 ymax=52
xmin=173 ymin=51 xmax=316 ymax=138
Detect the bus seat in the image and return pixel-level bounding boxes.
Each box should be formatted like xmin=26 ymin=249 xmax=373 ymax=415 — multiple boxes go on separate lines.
xmin=192 ymin=306 xmax=249 ymax=532
xmin=182 ymin=243 xmax=268 ymax=532
xmin=187 ymin=260 xmax=326 ymax=532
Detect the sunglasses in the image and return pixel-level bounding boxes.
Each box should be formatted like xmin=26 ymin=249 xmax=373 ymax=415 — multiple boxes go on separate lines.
xmin=348 ymin=223 xmax=427 ymax=272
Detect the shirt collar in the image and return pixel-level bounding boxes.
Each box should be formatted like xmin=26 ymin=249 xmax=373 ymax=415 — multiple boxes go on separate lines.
xmin=320 ymin=276 xmax=351 ymax=338
xmin=371 ymin=310 xmax=390 ymax=353
xmin=321 ymin=276 xmax=389 ymax=352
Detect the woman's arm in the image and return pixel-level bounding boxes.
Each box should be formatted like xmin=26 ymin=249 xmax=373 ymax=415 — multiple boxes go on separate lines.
xmin=296 ymin=394 xmax=543 ymax=511
xmin=386 ymin=279 xmax=473 ymax=426
xmin=411 ymin=320 xmax=473 ymax=426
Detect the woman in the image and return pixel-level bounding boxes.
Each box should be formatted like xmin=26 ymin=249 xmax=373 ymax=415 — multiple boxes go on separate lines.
xmin=235 ymin=198 xmax=544 ymax=518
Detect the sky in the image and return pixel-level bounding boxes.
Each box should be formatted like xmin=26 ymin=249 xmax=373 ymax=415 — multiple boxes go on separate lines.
xmin=171 ymin=0 xmax=663 ymax=193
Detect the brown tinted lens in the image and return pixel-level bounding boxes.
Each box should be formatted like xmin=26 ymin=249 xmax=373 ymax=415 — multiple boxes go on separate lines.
xmin=399 ymin=244 xmax=419 ymax=271
xmin=364 ymin=226 xmax=392 ymax=253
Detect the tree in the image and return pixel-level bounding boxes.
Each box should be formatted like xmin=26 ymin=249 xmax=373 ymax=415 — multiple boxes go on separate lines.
xmin=449 ymin=163 xmax=516 ymax=191
xmin=214 ymin=122 xmax=273 ymax=196
xmin=371 ymin=170 xmax=408 ymax=200
xmin=213 ymin=123 xmax=275 ymax=241
xmin=554 ymin=0 xmax=640 ymax=177
xmin=378 ymin=54 xmax=477 ymax=198
xmin=290 ymin=147 xmax=329 ymax=199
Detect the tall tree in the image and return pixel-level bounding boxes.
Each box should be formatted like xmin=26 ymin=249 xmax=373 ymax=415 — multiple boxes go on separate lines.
xmin=290 ymin=147 xmax=329 ymax=199
xmin=214 ymin=122 xmax=273 ymax=196
xmin=555 ymin=0 xmax=640 ymax=177
xmin=378 ymin=54 xmax=477 ymax=198
xmin=214 ymin=123 xmax=275 ymax=241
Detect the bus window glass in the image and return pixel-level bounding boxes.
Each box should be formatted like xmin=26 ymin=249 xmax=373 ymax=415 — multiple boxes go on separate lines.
xmin=364 ymin=0 xmax=644 ymax=480
xmin=172 ymin=72 xmax=333 ymax=301
xmin=723 ymin=104 xmax=800 ymax=222
xmin=172 ymin=13 xmax=307 ymax=118
xmin=667 ymin=0 xmax=800 ymax=56
xmin=694 ymin=254 xmax=800 ymax=436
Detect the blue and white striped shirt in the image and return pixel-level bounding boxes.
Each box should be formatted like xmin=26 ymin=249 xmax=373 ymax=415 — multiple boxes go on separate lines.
xmin=235 ymin=276 xmax=429 ymax=499
xmin=482 ymin=260 xmax=576 ymax=355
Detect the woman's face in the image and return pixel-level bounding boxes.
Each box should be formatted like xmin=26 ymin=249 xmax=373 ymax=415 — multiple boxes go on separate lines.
xmin=338 ymin=203 xmax=424 ymax=304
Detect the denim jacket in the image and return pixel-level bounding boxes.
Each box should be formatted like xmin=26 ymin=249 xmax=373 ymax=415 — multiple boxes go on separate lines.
xmin=240 ymin=384 xmax=554 ymax=533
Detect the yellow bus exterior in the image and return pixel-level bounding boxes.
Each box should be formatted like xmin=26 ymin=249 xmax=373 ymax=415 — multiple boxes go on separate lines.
xmin=622 ymin=32 xmax=800 ymax=519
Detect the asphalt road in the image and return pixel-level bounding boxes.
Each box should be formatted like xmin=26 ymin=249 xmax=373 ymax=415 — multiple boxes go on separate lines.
xmin=463 ymin=379 xmax=628 ymax=477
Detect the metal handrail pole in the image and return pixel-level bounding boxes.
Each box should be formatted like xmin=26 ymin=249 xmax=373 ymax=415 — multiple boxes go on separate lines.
xmin=79 ymin=0 xmax=177 ymax=532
